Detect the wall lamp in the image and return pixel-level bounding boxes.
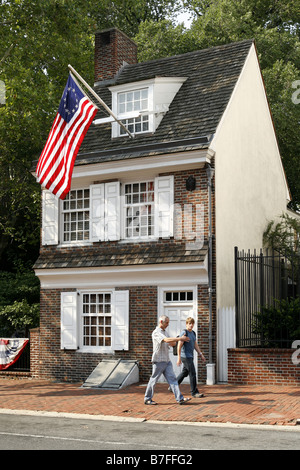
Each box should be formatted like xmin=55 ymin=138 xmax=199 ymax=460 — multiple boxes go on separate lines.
xmin=186 ymin=175 xmax=196 ymax=191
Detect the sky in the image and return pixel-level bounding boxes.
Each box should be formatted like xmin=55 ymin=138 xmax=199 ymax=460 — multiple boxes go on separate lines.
xmin=175 ymin=10 xmax=194 ymax=28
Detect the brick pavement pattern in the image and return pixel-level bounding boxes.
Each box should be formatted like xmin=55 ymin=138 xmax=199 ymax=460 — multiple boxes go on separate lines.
xmin=0 ymin=378 xmax=299 ymax=426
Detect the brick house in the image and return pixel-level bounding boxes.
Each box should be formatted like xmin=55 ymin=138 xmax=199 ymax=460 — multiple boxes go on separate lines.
xmin=31 ymin=28 xmax=291 ymax=384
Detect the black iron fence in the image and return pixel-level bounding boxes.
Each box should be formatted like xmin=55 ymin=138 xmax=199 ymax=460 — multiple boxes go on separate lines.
xmin=234 ymin=247 xmax=300 ymax=348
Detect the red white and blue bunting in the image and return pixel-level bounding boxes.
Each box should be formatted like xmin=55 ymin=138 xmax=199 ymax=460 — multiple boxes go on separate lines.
xmin=0 ymin=338 xmax=29 ymax=370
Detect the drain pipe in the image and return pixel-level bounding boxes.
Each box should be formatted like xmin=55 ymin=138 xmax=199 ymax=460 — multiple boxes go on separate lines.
xmin=206 ymin=163 xmax=215 ymax=385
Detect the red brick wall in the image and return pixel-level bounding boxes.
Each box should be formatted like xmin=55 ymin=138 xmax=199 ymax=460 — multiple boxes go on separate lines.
xmin=30 ymin=327 xmax=40 ymax=378
xmin=94 ymin=28 xmax=137 ymax=82
xmin=228 ymin=348 xmax=300 ymax=386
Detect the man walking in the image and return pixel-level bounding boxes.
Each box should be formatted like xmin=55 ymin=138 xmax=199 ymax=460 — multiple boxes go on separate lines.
xmin=144 ymin=315 xmax=191 ymax=405
xmin=176 ymin=317 xmax=206 ymax=398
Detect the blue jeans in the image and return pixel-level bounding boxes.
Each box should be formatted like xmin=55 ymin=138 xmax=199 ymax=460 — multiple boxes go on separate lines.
xmin=176 ymin=357 xmax=199 ymax=396
xmin=145 ymin=361 xmax=184 ymax=403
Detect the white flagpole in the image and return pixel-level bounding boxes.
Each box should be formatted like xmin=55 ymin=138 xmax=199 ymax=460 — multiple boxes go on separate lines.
xmin=68 ymin=64 xmax=134 ymax=139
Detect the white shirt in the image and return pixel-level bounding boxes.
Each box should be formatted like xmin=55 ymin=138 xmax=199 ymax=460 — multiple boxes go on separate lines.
xmin=151 ymin=326 xmax=170 ymax=362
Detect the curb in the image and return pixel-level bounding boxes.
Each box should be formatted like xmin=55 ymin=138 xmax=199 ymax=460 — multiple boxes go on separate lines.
xmin=0 ymin=408 xmax=299 ymax=431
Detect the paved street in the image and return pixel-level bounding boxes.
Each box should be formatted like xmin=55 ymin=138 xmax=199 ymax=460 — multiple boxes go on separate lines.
xmin=0 ymin=412 xmax=299 ymax=451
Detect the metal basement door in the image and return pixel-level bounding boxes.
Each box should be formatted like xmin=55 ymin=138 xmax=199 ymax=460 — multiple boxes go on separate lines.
xmin=159 ymin=288 xmax=197 ymax=384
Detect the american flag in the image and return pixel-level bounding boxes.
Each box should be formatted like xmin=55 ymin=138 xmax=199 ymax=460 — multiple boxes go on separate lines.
xmin=36 ymin=73 xmax=98 ymax=200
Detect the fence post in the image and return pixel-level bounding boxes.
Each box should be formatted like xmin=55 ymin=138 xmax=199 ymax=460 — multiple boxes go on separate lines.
xmin=259 ymin=250 xmax=265 ymax=345
xmin=234 ymin=246 xmax=239 ymax=347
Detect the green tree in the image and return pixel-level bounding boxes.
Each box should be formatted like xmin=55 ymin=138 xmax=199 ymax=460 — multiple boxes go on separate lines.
xmin=263 ymin=213 xmax=300 ymax=257
xmin=89 ymin=0 xmax=181 ymax=37
xmin=0 ymin=271 xmax=40 ymax=336
xmin=135 ymin=19 xmax=191 ymax=61
xmin=0 ymin=0 xmax=96 ymax=270
xmin=252 ymin=298 xmax=300 ymax=347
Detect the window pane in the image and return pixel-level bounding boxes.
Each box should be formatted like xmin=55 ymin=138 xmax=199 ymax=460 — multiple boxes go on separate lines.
xmin=187 ymin=291 xmax=193 ymax=301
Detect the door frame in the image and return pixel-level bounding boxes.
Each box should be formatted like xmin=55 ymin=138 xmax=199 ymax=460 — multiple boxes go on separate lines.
xmin=157 ymin=285 xmax=198 ymax=383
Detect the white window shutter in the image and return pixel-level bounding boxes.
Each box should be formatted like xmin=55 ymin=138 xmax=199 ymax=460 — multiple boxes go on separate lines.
xmin=112 ymin=290 xmax=129 ymax=351
xmin=42 ymin=190 xmax=59 ymax=245
xmin=105 ymin=181 xmax=120 ymax=241
xmin=61 ymin=292 xmax=78 ymax=350
xmin=155 ymin=175 xmax=174 ymax=238
xmin=90 ymin=184 xmax=105 ymax=241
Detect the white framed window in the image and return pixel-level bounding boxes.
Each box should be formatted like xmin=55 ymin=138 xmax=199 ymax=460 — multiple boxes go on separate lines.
xmin=124 ymin=181 xmax=155 ymax=239
xmin=110 ymin=82 xmax=154 ymax=137
xmin=62 ymin=188 xmax=90 ymax=242
xmin=61 ymin=290 xmax=129 ymax=352
xmin=82 ymin=292 xmax=112 ymax=347
xmin=107 ymin=77 xmax=186 ymax=138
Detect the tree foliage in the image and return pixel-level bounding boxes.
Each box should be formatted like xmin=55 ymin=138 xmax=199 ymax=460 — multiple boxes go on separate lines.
xmin=0 ymin=271 xmax=40 ymax=336
xmin=263 ymin=213 xmax=300 ymax=257
xmin=252 ymin=297 xmax=300 ymax=348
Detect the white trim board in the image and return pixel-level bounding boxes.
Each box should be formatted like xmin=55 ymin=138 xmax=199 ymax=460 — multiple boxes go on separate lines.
xmin=35 ymin=261 xmax=208 ymax=289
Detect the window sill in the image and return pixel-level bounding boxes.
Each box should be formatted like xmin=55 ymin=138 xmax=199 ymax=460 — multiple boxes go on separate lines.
xmin=119 ymin=237 xmax=158 ymax=244
xmin=77 ymin=347 xmax=115 ymax=354
xmin=58 ymin=242 xmax=93 ymax=248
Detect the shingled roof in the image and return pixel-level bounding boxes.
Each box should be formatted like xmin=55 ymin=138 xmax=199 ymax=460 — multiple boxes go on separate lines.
xmin=75 ymin=38 xmax=254 ymax=166
xmin=34 ymin=241 xmax=208 ymax=270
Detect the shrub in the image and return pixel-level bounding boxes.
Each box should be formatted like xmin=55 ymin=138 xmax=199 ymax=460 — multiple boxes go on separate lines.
xmin=252 ymin=297 xmax=300 ymax=347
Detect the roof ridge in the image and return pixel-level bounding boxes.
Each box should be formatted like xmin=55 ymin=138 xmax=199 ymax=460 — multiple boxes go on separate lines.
xmin=123 ymin=38 xmax=255 ymax=69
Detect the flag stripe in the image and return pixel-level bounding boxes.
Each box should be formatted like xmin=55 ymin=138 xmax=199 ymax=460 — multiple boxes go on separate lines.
xmin=50 ymin=103 xmax=97 ymax=199
xmin=36 ymin=113 xmax=62 ymax=177
xmin=37 ymin=117 xmax=67 ymax=182
xmin=36 ymin=73 xmax=98 ymax=200
xmin=38 ymin=98 xmax=89 ymax=186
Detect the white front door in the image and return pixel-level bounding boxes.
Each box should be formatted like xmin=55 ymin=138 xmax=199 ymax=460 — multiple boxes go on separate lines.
xmin=158 ymin=288 xmax=197 ymax=383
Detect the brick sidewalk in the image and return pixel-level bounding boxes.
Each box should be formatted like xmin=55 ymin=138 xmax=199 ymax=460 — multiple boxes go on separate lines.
xmin=0 ymin=378 xmax=299 ymax=426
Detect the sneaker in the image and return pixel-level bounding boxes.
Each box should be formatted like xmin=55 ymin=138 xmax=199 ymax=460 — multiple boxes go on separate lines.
xmin=144 ymin=399 xmax=157 ymax=405
xmin=178 ymin=397 xmax=191 ymax=405
xmin=168 ymin=386 xmax=172 ymax=392
xmin=192 ymin=393 xmax=204 ymax=398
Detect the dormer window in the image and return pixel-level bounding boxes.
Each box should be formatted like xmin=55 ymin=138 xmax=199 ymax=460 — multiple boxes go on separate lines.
xmin=118 ymin=88 xmax=150 ymax=135
xmin=106 ymin=77 xmax=187 ymax=138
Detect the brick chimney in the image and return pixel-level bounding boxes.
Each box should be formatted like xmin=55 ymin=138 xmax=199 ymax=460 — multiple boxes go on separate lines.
xmin=94 ymin=28 xmax=138 ymax=83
